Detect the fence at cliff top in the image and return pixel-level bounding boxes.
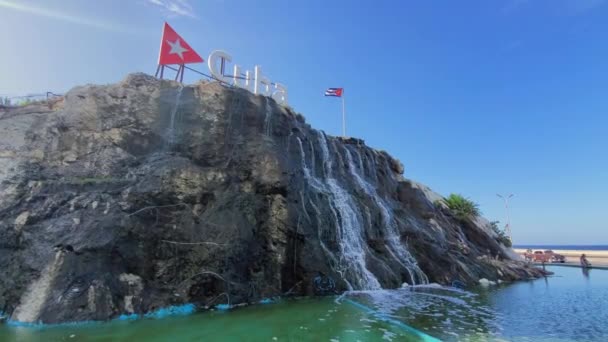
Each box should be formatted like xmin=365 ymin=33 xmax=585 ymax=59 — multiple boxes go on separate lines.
xmin=0 ymin=92 xmax=63 ymax=111
xmin=161 ymin=64 xmax=285 ymax=89
xmin=164 ymin=64 xmax=248 ymax=87
xmin=162 ymin=64 xmax=289 ymax=106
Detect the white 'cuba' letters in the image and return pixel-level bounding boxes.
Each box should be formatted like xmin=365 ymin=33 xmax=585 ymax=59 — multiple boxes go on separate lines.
xmin=207 ymin=50 xmax=233 ymax=85
xmin=206 ymin=50 xmax=288 ymax=105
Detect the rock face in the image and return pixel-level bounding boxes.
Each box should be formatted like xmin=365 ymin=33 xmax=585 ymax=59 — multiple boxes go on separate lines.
xmin=0 ymin=74 xmax=543 ymax=323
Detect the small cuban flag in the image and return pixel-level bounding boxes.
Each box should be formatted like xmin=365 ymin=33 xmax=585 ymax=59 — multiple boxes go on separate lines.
xmin=324 ymin=88 xmax=344 ymax=97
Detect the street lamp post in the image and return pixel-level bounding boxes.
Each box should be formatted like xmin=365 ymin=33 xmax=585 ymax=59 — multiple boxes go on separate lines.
xmin=497 ymin=194 xmax=514 ymax=241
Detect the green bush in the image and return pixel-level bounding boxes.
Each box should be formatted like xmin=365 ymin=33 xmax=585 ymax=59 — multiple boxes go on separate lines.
xmin=19 ymin=98 xmax=33 ymax=106
xmin=443 ymin=193 xmax=480 ymax=220
xmin=490 ymin=221 xmax=512 ymax=247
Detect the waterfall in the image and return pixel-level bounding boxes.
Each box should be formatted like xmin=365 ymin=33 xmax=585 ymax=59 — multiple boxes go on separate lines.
xmin=286 ymin=131 xmax=293 ymax=155
xmin=264 ymin=97 xmax=272 ymax=136
xmin=308 ymin=140 xmax=316 ymax=177
xmin=293 ymin=130 xmax=427 ymax=288
xmin=318 ymin=132 xmax=333 ymax=176
xmin=293 ymin=133 xmax=381 ymax=290
xmin=344 ymin=147 xmax=428 ymax=285
xmin=354 ymin=147 xmax=365 ymax=176
xmin=316 ymin=133 xmax=382 ymax=290
xmin=294 ymin=136 xmax=343 ymax=284
xmin=299 ymin=191 xmax=312 ymax=224
xmin=295 ymin=137 xmax=324 ymax=191
xmin=296 ymin=137 xmax=311 ymax=179
xmin=309 ymin=198 xmax=343 ymax=285
xmin=167 ymin=85 xmax=184 ymax=146
xmin=11 ymin=251 xmax=65 ymax=323
xmin=325 ymin=178 xmax=382 ymax=290
xmin=293 ymin=136 xmax=347 ymax=285
xmin=367 ymin=151 xmax=379 ymax=182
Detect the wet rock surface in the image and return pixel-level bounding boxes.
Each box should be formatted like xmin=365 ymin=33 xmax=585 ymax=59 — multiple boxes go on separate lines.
xmin=0 ymin=74 xmax=545 ymax=323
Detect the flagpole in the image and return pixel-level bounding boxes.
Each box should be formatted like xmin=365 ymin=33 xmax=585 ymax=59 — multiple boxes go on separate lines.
xmin=341 ymin=92 xmax=346 ymax=138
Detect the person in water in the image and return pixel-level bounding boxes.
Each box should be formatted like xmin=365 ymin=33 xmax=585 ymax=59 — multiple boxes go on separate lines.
xmin=580 ymin=253 xmax=591 ymax=268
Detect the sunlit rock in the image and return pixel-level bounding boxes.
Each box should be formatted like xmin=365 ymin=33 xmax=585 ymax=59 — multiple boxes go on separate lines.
xmin=0 ymin=73 xmax=545 ymax=323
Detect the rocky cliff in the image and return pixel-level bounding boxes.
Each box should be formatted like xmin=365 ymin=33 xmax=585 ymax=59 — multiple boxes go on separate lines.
xmin=0 ymin=74 xmax=543 ymax=324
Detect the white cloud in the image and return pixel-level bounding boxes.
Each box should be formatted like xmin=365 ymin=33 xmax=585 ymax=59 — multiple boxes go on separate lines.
xmin=0 ymin=0 xmax=142 ymax=33
xmin=147 ymin=0 xmax=196 ymax=18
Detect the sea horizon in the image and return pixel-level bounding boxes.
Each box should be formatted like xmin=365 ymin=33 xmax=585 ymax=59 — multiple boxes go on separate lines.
xmin=514 ymin=244 xmax=608 ymax=251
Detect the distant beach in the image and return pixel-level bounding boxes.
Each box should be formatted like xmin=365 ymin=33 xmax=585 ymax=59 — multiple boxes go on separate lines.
xmin=514 ymin=245 xmax=608 ymax=251
xmin=514 ymin=246 xmax=608 ymax=268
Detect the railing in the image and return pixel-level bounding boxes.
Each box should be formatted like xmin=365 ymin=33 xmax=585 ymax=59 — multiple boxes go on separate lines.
xmin=0 ymin=92 xmax=63 ymax=111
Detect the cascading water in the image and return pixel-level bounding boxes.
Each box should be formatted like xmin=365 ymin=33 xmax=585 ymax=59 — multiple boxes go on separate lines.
xmin=11 ymin=251 xmax=65 ymax=323
xmin=344 ymin=147 xmax=428 ymax=285
xmin=366 ymin=150 xmax=379 ymax=182
xmin=324 ymin=178 xmax=382 ymax=290
xmin=316 ymin=133 xmax=382 ymax=290
xmin=167 ymin=85 xmax=184 ymax=146
xmin=286 ymin=131 xmax=293 ymax=154
xmin=296 ymin=137 xmax=324 ymax=191
xmin=293 ymin=134 xmax=381 ymax=290
xmin=292 ymin=126 xmax=428 ymax=289
xmin=293 ymin=136 xmax=343 ymax=283
xmin=264 ymin=97 xmax=272 ymax=136
xmin=308 ymin=140 xmax=316 ymax=176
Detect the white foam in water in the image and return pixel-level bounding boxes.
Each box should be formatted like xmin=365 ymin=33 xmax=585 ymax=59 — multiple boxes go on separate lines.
xmin=360 ymin=318 xmax=378 ymax=323
xmin=407 ymin=292 xmax=468 ymax=307
xmin=380 ymin=327 xmax=398 ymax=341
xmin=412 ymin=283 xmax=443 ymax=289
xmin=345 ymin=286 xmax=499 ymax=341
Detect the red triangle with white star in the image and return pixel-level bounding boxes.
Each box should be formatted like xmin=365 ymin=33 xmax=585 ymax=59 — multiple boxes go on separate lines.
xmin=158 ymin=22 xmax=204 ymax=65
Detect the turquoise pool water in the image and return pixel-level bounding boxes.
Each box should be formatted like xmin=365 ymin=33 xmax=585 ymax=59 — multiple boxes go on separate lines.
xmin=1 ymin=266 xmax=606 ymax=341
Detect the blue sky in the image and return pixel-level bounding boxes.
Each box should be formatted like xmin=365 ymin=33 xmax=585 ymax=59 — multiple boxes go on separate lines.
xmin=1 ymin=0 xmax=606 ymax=244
